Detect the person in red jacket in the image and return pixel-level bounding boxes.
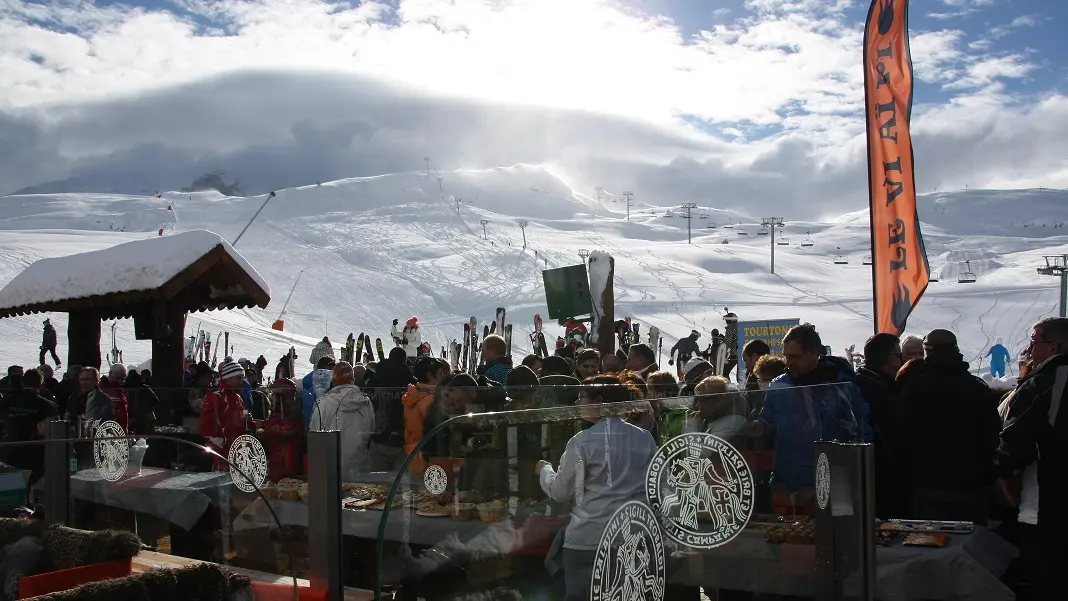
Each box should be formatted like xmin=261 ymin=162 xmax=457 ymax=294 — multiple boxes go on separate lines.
xmin=201 ymin=362 xmax=250 ymax=471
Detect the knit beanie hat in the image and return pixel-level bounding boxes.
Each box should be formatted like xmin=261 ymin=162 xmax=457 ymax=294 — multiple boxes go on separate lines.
xmin=406 ymin=316 xmax=418 ymax=328
xmin=219 ymin=361 xmax=244 ymax=382
xmin=310 ymin=337 xmax=335 ymax=366
xmin=332 ymin=361 xmax=354 ymax=385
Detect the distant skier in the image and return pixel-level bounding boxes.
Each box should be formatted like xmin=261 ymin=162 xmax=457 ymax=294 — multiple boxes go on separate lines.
xmin=668 ymin=330 xmax=701 ymax=377
xmin=985 ymin=338 xmax=1011 ymax=378
xmin=723 ymin=310 xmax=740 ymax=380
xmin=40 ymin=319 xmax=61 ymax=367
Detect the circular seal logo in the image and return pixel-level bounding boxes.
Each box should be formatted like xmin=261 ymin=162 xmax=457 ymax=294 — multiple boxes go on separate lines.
xmin=646 ymin=432 xmax=754 ymax=549
xmin=815 ymin=452 xmax=831 ymax=510
xmin=423 ymin=464 xmax=448 ymax=495
xmin=228 ymin=434 xmax=269 ymax=493
xmin=92 ymin=420 xmax=129 ymax=482
xmin=591 ymin=501 xmax=665 ymax=601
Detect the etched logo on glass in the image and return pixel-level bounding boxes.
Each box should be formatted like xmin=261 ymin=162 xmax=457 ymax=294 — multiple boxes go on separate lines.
xmin=228 ymin=434 xmax=269 ymax=493
xmin=646 ymin=432 xmax=754 ymax=549
xmin=591 ymin=500 xmax=665 ymax=601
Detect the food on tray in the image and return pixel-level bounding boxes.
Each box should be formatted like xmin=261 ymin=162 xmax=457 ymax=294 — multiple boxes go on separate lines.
xmin=876 ymin=530 xmax=897 ymax=547
xmin=277 ymin=480 xmax=302 ymax=501
xmin=903 ymin=533 xmax=949 ymax=547
xmin=344 ymin=498 xmax=379 ymax=509
xmin=452 ymin=502 xmax=477 ymax=521
xmin=259 ymin=483 xmax=278 ymax=500
xmin=416 ymin=509 xmax=450 ymax=517
xmin=764 ymin=520 xmax=815 ymax=545
xmin=477 ymin=500 xmax=508 ymax=523
xmin=877 ymin=519 xmax=974 ymax=534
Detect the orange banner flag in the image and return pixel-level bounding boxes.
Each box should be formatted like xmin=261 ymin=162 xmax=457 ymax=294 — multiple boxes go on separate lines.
xmin=865 ymin=0 xmax=930 ymax=336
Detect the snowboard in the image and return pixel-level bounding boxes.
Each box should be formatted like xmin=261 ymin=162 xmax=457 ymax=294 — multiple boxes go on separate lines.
xmin=375 ymin=338 xmax=386 ymax=362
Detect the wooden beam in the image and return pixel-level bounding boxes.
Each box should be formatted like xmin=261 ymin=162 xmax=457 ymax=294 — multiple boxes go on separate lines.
xmin=67 ymin=312 xmax=101 ymax=369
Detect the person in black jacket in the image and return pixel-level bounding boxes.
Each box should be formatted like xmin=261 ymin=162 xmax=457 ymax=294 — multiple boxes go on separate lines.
xmin=0 ymin=371 xmax=57 ymax=484
xmin=896 ymin=329 xmax=1000 ymax=524
xmin=366 ymin=347 xmax=415 ymax=471
xmin=123 ymin=370 xmax=160 ymax=436
xmin=994 ymin=317 xmax=1068 ymax=601
xmin=855 ymin=333 xmax=908 ymax=518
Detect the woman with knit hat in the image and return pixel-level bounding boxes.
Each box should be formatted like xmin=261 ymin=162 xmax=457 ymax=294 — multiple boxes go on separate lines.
xmin=201 ymin=361 xmax=250 ymax=471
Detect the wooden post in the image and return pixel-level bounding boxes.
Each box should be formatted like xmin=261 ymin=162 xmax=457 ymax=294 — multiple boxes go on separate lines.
xmin=152 ymin=306 xmax=187 ymax=425
xmin=597 ymin=256 xmax=615 ymax=358
xmin=66 ymin=312 xmax=101 ymax=369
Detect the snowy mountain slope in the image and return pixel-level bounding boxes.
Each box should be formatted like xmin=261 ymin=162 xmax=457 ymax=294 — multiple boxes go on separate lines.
xmin=0 ymin=166 xmax=1064 ymax=376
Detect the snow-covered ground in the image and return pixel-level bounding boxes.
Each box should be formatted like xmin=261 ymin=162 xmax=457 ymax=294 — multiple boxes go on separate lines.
xmin=0 ymin=164 xmax=1063 ymax=375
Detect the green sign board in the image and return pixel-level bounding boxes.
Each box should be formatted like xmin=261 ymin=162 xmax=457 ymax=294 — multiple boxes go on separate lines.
xmin=542 ymin=264 xmax=593 ymax=320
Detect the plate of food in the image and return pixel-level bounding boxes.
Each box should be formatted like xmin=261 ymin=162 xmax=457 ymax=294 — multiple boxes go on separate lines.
xmin=902 ymin=532 xmax=949 ymax=547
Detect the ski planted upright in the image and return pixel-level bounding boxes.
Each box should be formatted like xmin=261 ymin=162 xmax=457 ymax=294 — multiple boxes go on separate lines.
xmin=343 ymin=333 xmax=355 ymax=363
xmin=648 ymin=326 xmax=660 ymax=354
xmin=354 ymin=333 xmax=366 ymax=364
xmin=504 ymin=324 xmax=513 ymax=358
xmin=224 ymin=332 xmax=230 ymax=360
xmin=461 ymin=323 xmax=471 ymax=372
xmin=532 ymin=314 xmax=549 ymax=358
xmin=495 ymin=307 xmax=507 ymax=333
xmin=375 ymin=338 xmax=386 ymax=362
xmin=467 ymin=317 xmax=478 ymax=376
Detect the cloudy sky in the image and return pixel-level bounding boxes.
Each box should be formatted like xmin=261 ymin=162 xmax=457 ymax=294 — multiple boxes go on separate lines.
xmin=1 ymin=0 xmax=1064 ymax=216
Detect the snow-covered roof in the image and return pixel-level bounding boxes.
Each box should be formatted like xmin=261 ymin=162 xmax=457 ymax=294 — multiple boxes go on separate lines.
xmin=0 ymin=230 xmax=270 ymax=319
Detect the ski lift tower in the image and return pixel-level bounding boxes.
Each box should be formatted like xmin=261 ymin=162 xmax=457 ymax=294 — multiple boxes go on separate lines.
xmin=680 ymin=203 xmax=698 ymax=244
xmin=480 ymin=219 xmax=490 ymax=240
xmin=760 ymin=217 xmax=785 ymax=274
xmin=517 ymin=220 xmax=529 ymax=249
xmin=1037 ymin=254 xmax=1068 ymax=317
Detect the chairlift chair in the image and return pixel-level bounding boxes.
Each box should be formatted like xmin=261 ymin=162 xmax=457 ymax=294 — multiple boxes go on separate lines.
xmin=862 ymin=254 xmax=873 ymax=265
xmin=777 ymin=235 xmax=790 ymax=246
xmin=706 ymin=224 xmax=716 ymax=229
xmin=724 ymin=219 xmax=735 ymax=229
xmin=958 ymin=260 xmax=977 ymax=284
xmin=833 ymin=247 xmax=848 ymax=265
xmin=757 ymin=226 xmax=769 ymax=236
xmin=700 ymin=213 xmax=709 ymax=219
xmin=737 ymin=228 xmax=749 ymax=236
xmin=800 ymin=232 xmax=814 ymax=247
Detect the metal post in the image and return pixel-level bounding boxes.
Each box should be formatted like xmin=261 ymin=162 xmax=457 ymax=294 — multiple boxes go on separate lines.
xmin=518 ymin=220 xmax=529 ymax=249
xmin=680 ymin=203 xmax=697 ymax=244
xmin=761 ymin=217 xmax=785 ymax=274
xmin=622 ymin=191 xmax=634 ymax=221
xmin=232 ymin=191 xmax=276 ymax=247
xmin=1062 ymin=271 xmax=1067 ymax=318
xmin=480 ymin=219 xmax=489 ymax=240
xmin=814 ymin=441 xmax=876 ymax=601
xmin=44 ymin=421 xmax=70 ymax=525
xmin=307 ymin=430 xmax=343 ymax=601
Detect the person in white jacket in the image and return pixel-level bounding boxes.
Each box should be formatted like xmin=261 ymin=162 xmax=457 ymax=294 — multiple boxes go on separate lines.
xmin=310 ymin=362 xmax=375 ymax=479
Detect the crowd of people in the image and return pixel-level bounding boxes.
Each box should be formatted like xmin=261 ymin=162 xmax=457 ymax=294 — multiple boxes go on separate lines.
xmin=0 ymin=315 xmax=1064 ymax=600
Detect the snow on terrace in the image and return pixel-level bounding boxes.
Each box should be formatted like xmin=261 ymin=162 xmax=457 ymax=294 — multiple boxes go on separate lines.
xmin=0 ymin=230 xmax=270 ymax=312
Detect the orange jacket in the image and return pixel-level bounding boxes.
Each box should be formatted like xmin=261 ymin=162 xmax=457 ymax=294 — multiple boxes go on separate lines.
xmin=402 ymin=383 xmax=436 ymax=474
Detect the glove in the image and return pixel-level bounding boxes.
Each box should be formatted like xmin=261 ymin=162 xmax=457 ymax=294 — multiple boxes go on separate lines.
xmin=668 ymin=359 xmax=674 ymax=366
xmin=392 ymin=319 xmax=399 ymax=326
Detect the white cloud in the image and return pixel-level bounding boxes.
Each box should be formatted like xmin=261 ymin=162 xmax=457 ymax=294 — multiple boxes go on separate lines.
xmin=0 ymin=0 xmax=1063 ymax=219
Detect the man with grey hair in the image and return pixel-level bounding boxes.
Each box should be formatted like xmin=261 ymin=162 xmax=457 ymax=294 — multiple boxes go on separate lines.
xmin=994 ymin=317 xmax=1068 ymax=601
xmin=900 ymin=335 xmax=924 ymax=364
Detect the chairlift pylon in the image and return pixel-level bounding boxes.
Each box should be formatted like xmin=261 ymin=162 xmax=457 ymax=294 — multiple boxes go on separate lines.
xmin=833 ymin=247 xmax=848 ymax=265
xmin=800 ymin=231 xmax=814 ymax=247
xmin=958 ymin=260 xmax=977 ymax=284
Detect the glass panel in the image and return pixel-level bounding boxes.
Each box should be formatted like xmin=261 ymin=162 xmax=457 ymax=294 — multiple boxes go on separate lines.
xmin=14 ymin=385 xmax=310 ymax=595
xmin=366 ymin=381 xmax=862 ymax=600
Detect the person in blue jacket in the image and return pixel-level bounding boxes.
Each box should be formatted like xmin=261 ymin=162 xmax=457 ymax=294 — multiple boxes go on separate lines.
xmin=751 ymin=325 xmax=871 ymax=512
xmin=985 ymin=337 xmax=1011 ymax=378
xmin=302 ymin=356 xmax=336 ymax=430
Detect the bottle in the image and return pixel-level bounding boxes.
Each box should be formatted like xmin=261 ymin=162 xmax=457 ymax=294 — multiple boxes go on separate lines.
xmin=68 ymin=444 xmax=78 ymax=475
